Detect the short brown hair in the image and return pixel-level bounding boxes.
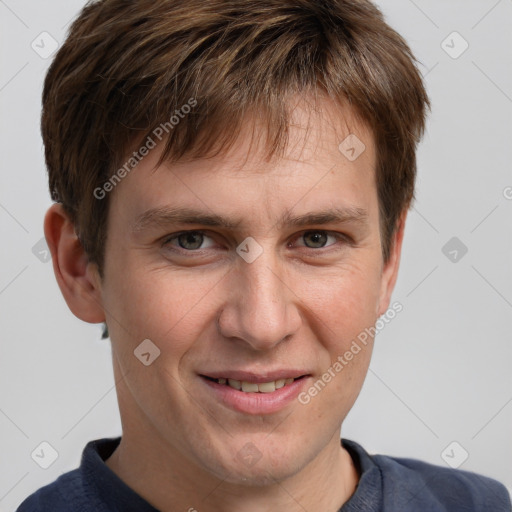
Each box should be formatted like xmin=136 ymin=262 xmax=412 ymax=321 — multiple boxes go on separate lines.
xmin=42 ymin=0 xmax=430 ymax=274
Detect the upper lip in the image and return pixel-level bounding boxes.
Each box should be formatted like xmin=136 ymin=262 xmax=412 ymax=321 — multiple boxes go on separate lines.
xmin=200 ymin=370 xmax=310 ymax=383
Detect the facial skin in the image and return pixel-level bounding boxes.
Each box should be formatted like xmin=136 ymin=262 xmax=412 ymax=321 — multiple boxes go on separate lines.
xmin=45 ymin=96 xmax=405 ymax=512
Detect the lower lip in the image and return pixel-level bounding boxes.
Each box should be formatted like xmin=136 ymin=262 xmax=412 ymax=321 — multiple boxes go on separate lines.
xmin=200 ymin=376 xmax=310 ymax=415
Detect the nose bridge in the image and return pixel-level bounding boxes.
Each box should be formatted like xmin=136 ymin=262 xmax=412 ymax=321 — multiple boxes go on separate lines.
xmin=218 ymin=243 xmax=301 ymax=350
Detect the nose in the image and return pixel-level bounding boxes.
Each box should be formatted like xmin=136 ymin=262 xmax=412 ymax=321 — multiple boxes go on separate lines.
xmin=217 ymin=247 xmax=302 ymax=351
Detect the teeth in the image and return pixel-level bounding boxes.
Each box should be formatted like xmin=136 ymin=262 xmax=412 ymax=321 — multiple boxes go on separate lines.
xmin=218 ymin=377 xmax=297 ymax=392
xmin=258 ymin=381 xmax=276 ymax=393
xmin=228 ymin=379 xmax=241 ymax=390
xmin=275 ymin=379 xmax=286 ymax=389
xmin=241 ymin=381 xmax=259 ymax=392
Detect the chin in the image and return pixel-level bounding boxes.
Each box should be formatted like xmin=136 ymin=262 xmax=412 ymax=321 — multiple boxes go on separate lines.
xmin=218 ymin=461 xmax=300 ymax=487
xmin=201 ymin=442 xmax=306 ymax=487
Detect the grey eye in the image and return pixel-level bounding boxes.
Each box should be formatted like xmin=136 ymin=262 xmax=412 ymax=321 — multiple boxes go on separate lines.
xmin=303 ymin=231 xmax=328 ymax=248
xmin=177 ymin=232 xmax=204 ymax=250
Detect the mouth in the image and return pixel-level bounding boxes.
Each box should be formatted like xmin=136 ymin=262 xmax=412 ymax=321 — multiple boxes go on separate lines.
xmin=201 ymin=375 xmax=307 ymax=393
xmin=198 ymin=372 xmax=311 ymax=414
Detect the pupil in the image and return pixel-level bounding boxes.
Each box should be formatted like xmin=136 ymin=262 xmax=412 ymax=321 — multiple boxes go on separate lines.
xmin=305 ymin=232 xmax=327 ymax=248
xmin=179 ymin=233 xmax=203 ymax=250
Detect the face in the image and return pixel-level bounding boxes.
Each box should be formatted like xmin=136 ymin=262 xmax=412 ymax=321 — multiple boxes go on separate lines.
xmin=96 ymin=97 xmax=401 ymax=485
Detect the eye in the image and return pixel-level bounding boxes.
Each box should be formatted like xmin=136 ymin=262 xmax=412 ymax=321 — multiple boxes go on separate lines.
xmin=294 ymin=230 xmax=343 ymax=249
xmin=163 ymin=231 xmax=216 ymax=251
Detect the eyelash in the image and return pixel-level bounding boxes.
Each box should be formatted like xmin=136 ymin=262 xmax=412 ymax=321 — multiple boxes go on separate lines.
xmin=161 ymin=229 xmax=351 ymax=255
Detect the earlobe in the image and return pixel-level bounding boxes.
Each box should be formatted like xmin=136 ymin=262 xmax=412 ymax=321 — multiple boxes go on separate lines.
xmin=377 ymin=210 xmax=407 ymax=317
xmin=44 ymin=204 xmax=106 ymax=324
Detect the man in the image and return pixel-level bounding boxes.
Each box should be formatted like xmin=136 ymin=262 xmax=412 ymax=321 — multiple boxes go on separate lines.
xmin=18 ymin=0 xmax=511 ymax=510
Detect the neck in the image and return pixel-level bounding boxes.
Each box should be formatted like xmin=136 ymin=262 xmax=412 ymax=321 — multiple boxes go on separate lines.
xmin=105 ymin=424 xmax=359 ymax=512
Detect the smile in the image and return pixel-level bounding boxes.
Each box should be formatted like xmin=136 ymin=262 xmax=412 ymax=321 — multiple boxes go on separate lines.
xmin=199 ymin=374 xmax=310 ymax=414
xmin=204 ymin=376 xmax=299 ymax=393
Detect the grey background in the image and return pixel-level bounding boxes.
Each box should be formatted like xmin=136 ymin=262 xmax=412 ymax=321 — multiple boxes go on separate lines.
xmin=1 ymin=0 xmax=511 ymax=510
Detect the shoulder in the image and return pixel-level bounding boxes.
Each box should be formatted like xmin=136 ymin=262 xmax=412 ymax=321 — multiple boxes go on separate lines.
xmin=343 ymin=439 xmax=511 ymax=511
xmin=15 ymin=437 xmax=121 ymax=512
xmin=375 ymin=450 xmax=511 ymax=510
xmin=15 ymin=469 xmax=89 ymax=512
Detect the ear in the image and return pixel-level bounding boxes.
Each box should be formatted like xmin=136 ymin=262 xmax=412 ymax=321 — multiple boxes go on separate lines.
xmin=377 ymin=210 xmax=407 ymax=316
xmin=44 ymin=203 xmax=106 ymax=323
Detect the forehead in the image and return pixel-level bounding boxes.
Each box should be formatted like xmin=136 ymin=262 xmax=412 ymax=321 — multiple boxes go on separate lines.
xmin=108 ymin=96 xmax=378 ymax=228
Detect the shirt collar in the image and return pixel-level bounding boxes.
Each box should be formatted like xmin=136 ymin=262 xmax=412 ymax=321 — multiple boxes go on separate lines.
xmin=339 ymin=439 xmax=383 ymax=512
xmin=80 ymin=436 xmax=382 ymax=511
xmin=81 ymin=437 xmax=159 ymax=511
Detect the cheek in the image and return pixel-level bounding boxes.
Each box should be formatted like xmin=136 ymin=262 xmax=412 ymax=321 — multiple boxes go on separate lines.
xmin=297 ymin=260 xmax=383 ymax=341
xmin=103 ymin=259 xmax=227 ymax=355
xmin=293 ymin=260 xmax=381 ymax=400
xmin=102 ymin=265 xmax=222 ymax=416
xmin=295 ymin=267 xmax=379 ymax=421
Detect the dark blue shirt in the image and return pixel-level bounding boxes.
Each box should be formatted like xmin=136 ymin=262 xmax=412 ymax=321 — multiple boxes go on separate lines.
xmin=16 ymin=437 xmax=511 ymax=511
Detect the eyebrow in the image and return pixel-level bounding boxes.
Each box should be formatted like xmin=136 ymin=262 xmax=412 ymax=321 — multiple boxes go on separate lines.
xmin=132 ymin=205 xmax=368 ymax=233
